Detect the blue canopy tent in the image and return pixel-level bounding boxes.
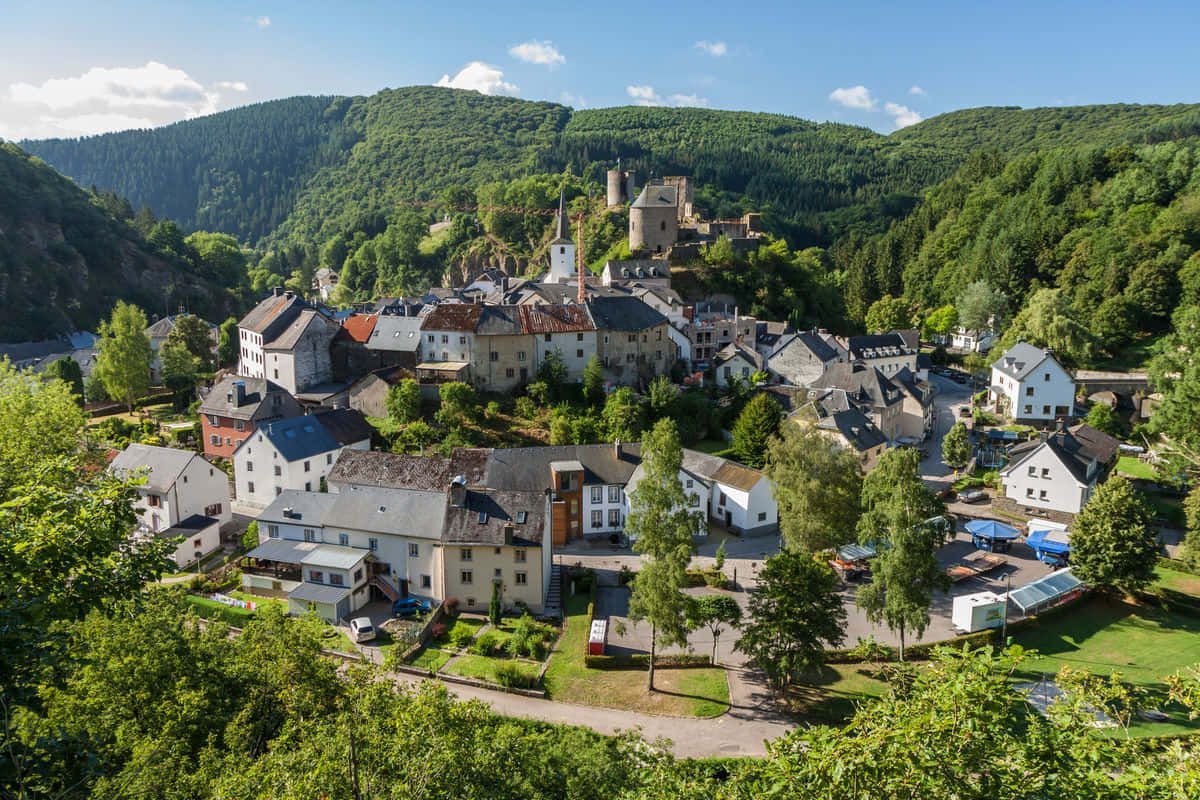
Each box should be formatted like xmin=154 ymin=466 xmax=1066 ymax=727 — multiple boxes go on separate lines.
xmin=1027 ymin=528 xmax=1071 ymax=565
xmin=965 ymin=519 xmax=1021 ymax=553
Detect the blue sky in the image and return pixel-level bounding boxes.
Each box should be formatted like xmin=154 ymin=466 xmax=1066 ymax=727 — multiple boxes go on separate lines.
xmin=2 ymin=0 xmax=1198 ymax=140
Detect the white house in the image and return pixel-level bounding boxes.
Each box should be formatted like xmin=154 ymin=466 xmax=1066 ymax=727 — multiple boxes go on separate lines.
xmin=109 ymin=443 xmax=230 ymax=534
xmin=990 ymin=341 xmax=1075 ymax=423
xmin=157 ymin=514 xmax=222 ymax=569
xmin=999 ymin=424 xmax=1120 ymax=516
xmin=237 ymin=289 xmax=339 ymax=394
xmin=713 ymin=342 xmax=765 ymax=387
xmin=951 ymin=327 xmax=994 ymax=353
xmin=684 ymin=451 xmax=779 ymax=536
xmin=232 ymin=410 xmax=372 ymax=508
xmin=623 ymin=461 xmax=712 ymax=543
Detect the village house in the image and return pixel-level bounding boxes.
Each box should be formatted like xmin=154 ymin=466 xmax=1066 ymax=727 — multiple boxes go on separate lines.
xmin=588 ymin=296 xmax=676 ymax=387
xmin=713 ymin=342 xmax=766 ymax=388
xmin=363 ymin=315 xmax=423 ymax=368
xmin=520 ymin=304 xmax=597 ymax=382
xmin=990 ymin=341 xmax=1076 ymax=423
xmin=890 ymin=367 xmax=935 ymax=442
xmin=845 ymin=332 xmax=918 ymax=378
xmin=109 ymin=443 xmax=231 ymax=534
xmin=237 ymin=289 xmax=340 ymax=395
xmin=346 ymin=365 xmax=418 ymax=419
xmin=198 ymin=375 xmax=304 ymax=459
xmin=998 ymin=423 xmax=1120 ymax=519
xmin=686 ymin=304 xmax=757 ymax=365
xmin=232 ymin=409 xmax=372 ymax=508
xmin=146 ymin=314 xmax=219 ymax=380
xmin=951 ymin=326 xmax=994 ymax=353
xmin=815 ymin=363 xmax=906 ymax=441
xmin=764 ymin=331 xmax=842 ymax=387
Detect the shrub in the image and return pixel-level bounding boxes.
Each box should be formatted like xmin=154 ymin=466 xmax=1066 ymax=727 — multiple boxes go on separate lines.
xmin=514 ymin=397 xmax=537 ymax=419
xmin=584 ymin=653 xmax=711 ymax=669
xmin=444 ymin=597 xmax=460 ymax=615
xmin=618 ymin=565 xmax=636 ymax=585
xmin=449 ymin=624 xmax=476 ymax=650
xmin=506 ymin=612 xmax=552 ymax=659
xmin=470 ymin=631 xmax=499 ymax=656
xmin=494 ymin=661 xmax=534 ymax=689
xmin=431 ymin=623 xmax=448 ymax=639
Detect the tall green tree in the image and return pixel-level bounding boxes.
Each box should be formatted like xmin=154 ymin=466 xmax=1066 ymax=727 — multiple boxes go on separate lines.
xmin=734 ymin=551 xmax=846 ymax=693
xmin=93 ymin=300 xmax=153 ymax=412
xmin=855 ymin=448 xmax=948 ymax=660
xmin=942 ymin=422 xmax=971 ymax=469
xmin=1149 ymin=306 xmax=1200 ymax=467
xmin=1070 ymin=476 xmax=1158 ymax=594
xmin=436 ymin=381 xmax=478 ymax=429
xmin=730 ymin=393 xmax=782 ymax=468
xmin=626 ymin=418 xmax=702 ymax=690
xmin=168 ymin=314 xmax=217 ymax=370
xmin=685 ymin=594 xmax=742 ymax=665
xmin=43 ymin=355 xmax=85 ymax=404
xmin=765 ymin=423 xmax=862 ymax=554
xmin=160 ymin=332 xmax=202 ymax=409
xmin=386 ymin=378 xmax=422 ymax=425
xmin=1084 ymin=402 xmax=1124 ymax=438
xmin=647 ymin=375 xmax=680 ymax=420
xmin=1182 ymin=484 xmax=1200 ymax=571
xmin=217 ymin=316 xmax=239 ymax=368
xmin=956 ymin=280 xmax=1008 ymax=332
xmin=921 ymin=304 xmax=958 ymax=339
xmin=536 ymin=349 xmax=568 ymax=400
xmin=582 ymin=356 xmax=604 ymax=405
xmin=602 ymin=386 xmax=643 ymax=442
xmin=995 ymin=288 xmax=1095 ymax=365
xmin=864 ymin=294 xmax=911 ymax=332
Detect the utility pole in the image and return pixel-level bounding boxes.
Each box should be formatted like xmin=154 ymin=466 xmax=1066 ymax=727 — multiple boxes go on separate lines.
xmin=1002 ymin=570 xmax=1012 ymax=642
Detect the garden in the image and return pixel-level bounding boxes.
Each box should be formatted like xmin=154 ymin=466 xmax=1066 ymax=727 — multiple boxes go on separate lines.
xmin=398 ymin=609 xmax=560 ymax=690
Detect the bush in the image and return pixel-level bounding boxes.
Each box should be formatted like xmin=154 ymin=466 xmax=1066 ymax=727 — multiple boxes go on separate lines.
xmin=241 ymin=521 xmax=259 ymax=552
xmin=685 ymin=568 xmax=729 ymax=589
xmin=584 ymin=653 xmax=711 ymax=670
xmin=618 ymin=565 xmax=636 ymax=585
xmin=514 ymin=397 xmax=537 ymax=419
xmin=494 ymin=661 xmax=535 ymax=689
xmin=430 ymin=623 xmax=448 ymax=639
xmin=470 ymin=631 xmax=500 ymax=656
xmin=506 ymin=612 xmax=554 ymax=659
xmin=444 ymin=597 xmax=460 ymax=615
xmin=449 ymin=624 xmax=476 ymax=650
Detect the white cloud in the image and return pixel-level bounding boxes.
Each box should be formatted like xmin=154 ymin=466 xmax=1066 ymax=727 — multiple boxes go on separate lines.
xmin=668 ymin=93 xmax=708 ymax=107
xmin=2 ymin=61 xmax=249 ymax=139
xmin=509 ymin=40 xmax=565 ymax=66
xmin=435 ymin=62 xmax=519 ymax=96
xmin=256 ymin=15 xmax=271 ymax=28
xmin=694 ymin=40 xmax=727 ymax=56
xmin=625 ymin=85 xmax=707 ymax=108
xmin=560 ymin=90 xmax=587 ymax=108
xmin=885 ymin=101 xmax=922 ymax=128
xmin=909 ymin=85 xmax=926 ymax=96
xmin=626 ymin=84 xmax=662 ymax=106
xmin=829 ymin=85 xmax=877 ymax=111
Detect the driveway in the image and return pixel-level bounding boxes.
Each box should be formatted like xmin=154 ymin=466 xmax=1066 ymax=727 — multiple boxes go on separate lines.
xmin=920 ymin=372 xmax=975 ymax=489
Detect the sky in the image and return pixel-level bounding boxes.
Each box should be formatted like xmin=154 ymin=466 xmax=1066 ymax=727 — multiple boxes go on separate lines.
xmin=2 ymin=0 xmax=1199 ymax=141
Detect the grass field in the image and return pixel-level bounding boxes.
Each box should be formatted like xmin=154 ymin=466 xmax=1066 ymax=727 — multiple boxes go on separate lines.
xmin=436 ymin=617 xmax=486 ymax=649
xmin=689 ymin=439 xmax=731 ymax=455
xmin=790 ymin=663 xmax=890 ymax=722
xmin=447 ymin=654 xmax=541 ymax=684
xmin=1011 ymin=596 xmax=1200 ymax=737
xmin=1117 ymin=456 xmax=1161 ymax=482
xmin=184 ymin=594 xmax=255 ymax=625
xmin=1154 ymin=568 xmax=1200 ymax=599
xmin=542 ymin=594 xmax=730 ymax=717
xmin=404 ymin=646 xmax=452 ymax=673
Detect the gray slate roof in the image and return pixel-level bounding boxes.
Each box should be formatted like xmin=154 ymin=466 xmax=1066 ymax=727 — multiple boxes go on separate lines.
xmin=587 ymin=296 xmax=668 ymax=331
xmin=484 ymin=443 xmax=643 ymax=491
xmin=240 ymin=292 xmax=304 ymax=333
xmin=366 ymin=316 xmax=424 ymax=351
xmin=258 ymin=490 xmax=339 ymax=527
xmin=1002 ymin=424 xmax=1120 ymax=485
xmin=288 ymin=582 xmax=351 ymax=605
xmin=816 ymin=407 xmax=888 ymax=452
xmin=328 ymin=448 xmax=490 ymax=491
xmin=817 ymin=363 xmax=903 ymax=409
xmin=847 ymin=333 xmax=915 ymax=361
xmin=714 ymin=342 xmax=765 ymax=371
xmin=632 ymin=184 xmax=677 ymax=208
xmin=300 ymin=545 xmax=368 ymax=570
xmin=159 ymin=514 xmax=219 ymax=540
xmin=250 ymin=415 xmax=342 ymax=462
xmin=441 ymin=489 xmax=547 ymax=545
xmin=198 ymin=376 xmax=295 ymax=420
xmin=475 ymin=306 xmax=525 ymax=336
xmin=991 ymin=341 xmax=1057 ymax=380
xmin=109 ymin=444 xmax=200 ymax=493
xmin=311 ymin=409 xmax=373 ymax=446
xmin=263 ymin=309 xmax=335 ymax=351
xmin=325 ymin=485 xmax=448 ymax=539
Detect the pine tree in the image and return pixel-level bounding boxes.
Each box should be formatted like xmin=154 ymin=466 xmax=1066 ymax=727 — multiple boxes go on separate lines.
xmin=1070 ymin=476 xmax=1158 ymax=594
xmin=731 ymin=393 xmax=782 ymax=468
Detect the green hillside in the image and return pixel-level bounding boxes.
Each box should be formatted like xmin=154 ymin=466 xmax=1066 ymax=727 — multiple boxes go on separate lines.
xmin=0 ymin=144 xmax=235 ymax=342
xmin=892 ymin=103 xmax=1200 ymax=155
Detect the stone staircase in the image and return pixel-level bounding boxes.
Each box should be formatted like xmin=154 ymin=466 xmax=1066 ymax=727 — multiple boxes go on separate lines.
xmin=544 ymin=564 xmax=565 ymax=619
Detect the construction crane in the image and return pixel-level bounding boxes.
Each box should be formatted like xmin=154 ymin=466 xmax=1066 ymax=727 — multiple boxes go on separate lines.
xmin=394 ymin=198 xmax=588 ymax=303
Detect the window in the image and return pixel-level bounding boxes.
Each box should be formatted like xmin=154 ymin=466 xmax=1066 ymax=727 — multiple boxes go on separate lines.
xmin=689 ymin=494 xmax=700 ymax=507
xmin=304 ymin=460 xmax=311 ymax=472
xmin=267 ymin=525 xmax=279 ymax=538
xmin=494 ymin=568 xmax=502 ymax=578
xmin=718 ymin=492 xmax=726 ymax=507
xmin=353 ymin=568 xmax=363 ymax=582
xmin=1028 ymin=466 xmax=1037 ymax=476
xmin=235 ymin=420 xmax=246 ymax=432
xmin=1039 ymin=489 xmax=1048 ymax=500
xmin=591 ymin=510 xmax=603 ymax=528
xmin=657 ymin=351 xmax=663 ymax=360
xmin=427 ymin=334 xmax=434 ymax=343
xmin=421 ymin=575 xmax=431 ymax=589
xmin=368 ymin=538 xmax=378 ymax=551
xmin=609 ymin=485 xmax=621 ymax=503
xmin=274 ymin=465 xmax=281 ymax=476
xmin=685 ymin=479 xmax=693 ymax=489
xmin=276 ymin=487 xmax=282 ymax=496
xmin=569 ymin=499 xmax=579 ymax=516
xmin=742 ymin=367 xmax=750 ymax=378
xmin=516 ymin=511 xmax=527 ymax=524
xmin=1044 ymin=373 xmax=1050 ymax=381
xmin=577 ymin=349 xmax=584 ymax=358
xmin=461 ymin=570 xmax=473 ymax=584
xmin=1041 ymin=467 xmax=1050 ymax=478
xmin=1055 ymin=406 xmax=1069 ymax=415
xmin=723 ymin=367 xmax=732 ymax=378
xmin=225 ymin=436 xmax=232 ymax=445
xmin=210 ymin=434 xmax=221 ymax=445
xmin=247 ymin=481 xmax=255 ymax=493
xmin=506 ymin=368 xmax=515 ymax=378
xmin=758 ymin=512 xmax=767 ymax=522
xmin=514 ymin=550 xmax=526 ymax=563
xmin=327 ymin=453 xmax=333 ymax=465
xmin=467 ymin=598 xmax=475 ymax=607
xmin=246 ymin=461 xmax=253 ymax=472
xmin=544 ymin=333 xmax=552 ymax=342
xmin=577 ymin=333 xmax=584 ymax=341
xmin=205 ymin=503 xmax=222 ymax=517
xmin=461 ymin=548 xmax=472 ymax=561
xmin=1026 ymin=488 xmax=1035 ymax=498
xmin=339 ymin=533 xmax=349 ymax=546
xmin=409 ymin=542 xmax=419 ymax=557
xmin=518 ymin=351 xmax=526 ymax=361
xmin=1025 ymin=387 xmax=1034 ymax=396
xmin=515 ymin=572 xmax=528 ymax=586
xmin=608 ymin=509 xmax=621 ymax=527
xmin=490 ymin=351 xmax=499 ymax=361
xmin=591 ymin=486 xmax=603 ymax=504
xmin=441 ymin=334 xmax=449 ymax=343
xmin=208 ymin=414 xmax=219 ymax=426
xmin=304 ymin=482 xmax=311 ymax=492
xmin=309 ymin=570 xmax=323 ymax=583
xmin=459 ymin=336 xmax=466 ymax=345
xmin=329 ymin=573 xmax=344 ymax=586
xmin=303 ymin=528 xmax=316 ymax=542
xmin=1023 ymin=405 xmax=1032 ymax=414
xmin=1042 ymin=405 xmax=1050 ymax=415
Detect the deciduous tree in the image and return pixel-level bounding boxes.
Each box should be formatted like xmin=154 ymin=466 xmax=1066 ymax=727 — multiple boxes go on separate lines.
xmin=921 ymin=304 xmax=958 ymax=339
xmin=765 ymin=423 xmax=862 ymax=554
xmin=686 ymin=594 xmax=742 ymax=664
xmin=94 ymin=300 xmax=153 ymax=412
xmin=582 ymin=355 xmax=604 ymax=405
xmin=956 ymin=280 xmax=1008 ymax=333
xmin=995 ymin=288 xmax=1095 ymax=366
xmin=1084 ymin=401 xmax=1124 ymax=438
xmin=734 ymin=550 xmax=845 ymax=692
xmin=864 ymin=294 xmax=910 ymax=332
xmin=386 ymin=378 xmax=421 ymax=425
xmin=942 ymin=421 xmax=970 ymax=469
xmin=602 ymin=386 xmax=643 ymax=442
xmin=1070 ymin=475 xmax=1158 ymax=594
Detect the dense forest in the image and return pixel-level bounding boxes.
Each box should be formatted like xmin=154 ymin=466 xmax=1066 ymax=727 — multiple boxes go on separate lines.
xmin=0 ymin=144 xmax=235 ymax=341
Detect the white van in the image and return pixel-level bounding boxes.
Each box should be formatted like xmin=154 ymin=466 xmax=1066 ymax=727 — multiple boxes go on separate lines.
xmin=349 ymin=617 xmax=376 ymax=643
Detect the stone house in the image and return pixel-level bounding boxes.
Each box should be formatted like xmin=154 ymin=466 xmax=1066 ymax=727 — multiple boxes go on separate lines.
xmin=815 ymin=363 xmax=906 ymax=441
xmin=236 ymin=289 xmax=339 ymax=395
xmin=845 ymin=332 xmax=918 ymax=379
xmin=519 ymin=304 xmax=598 ymax=382
xmin=347 ymin=366 xmax=418 ymax=419
xmin=713 ymin=342 xmax=766 ymax=388
xmin=764 ymin=331 xmax=841 ymax=387
xmin=587 ymin=296 xmax=676 ymax=387
xmin=198 ymin=375 xmax=304 ymax=459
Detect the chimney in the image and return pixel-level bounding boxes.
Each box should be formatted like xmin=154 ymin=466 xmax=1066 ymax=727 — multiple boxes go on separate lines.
xmin=271 ymin=286 xmax=283 ymax=297
xmin=450 ymin=475 xmax=467 ymax=507
xmin=284 ymin=290 xmax=295 ymax=300
xmin=233 ymin=380 xmax=246 ymax=406
xmin=613 ymin=438 xmax=622 ymax=459
xmin=503 ymin=522 xmax=514 ymax=545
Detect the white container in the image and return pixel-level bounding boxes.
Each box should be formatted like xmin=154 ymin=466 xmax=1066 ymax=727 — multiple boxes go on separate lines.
xmin=952 ymin=591 xmax=1006 ymax=633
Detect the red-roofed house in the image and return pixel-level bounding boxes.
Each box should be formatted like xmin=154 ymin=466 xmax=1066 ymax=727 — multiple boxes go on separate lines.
xmin=332 ymin=313 xmax=403 ymax=381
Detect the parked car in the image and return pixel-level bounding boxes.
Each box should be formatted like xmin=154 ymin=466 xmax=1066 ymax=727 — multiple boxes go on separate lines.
xmin=392 ymin=597 xmax=432 ymax=617
xmin=958 ymin=405 xmax=972 ymax=417
xmin=349 ymin=617 xmax=376 ymax=643
xmin=939 ymin=487 xmax=958 ymax=501
xmin=958 ymin=488 xmax=988 ymax=504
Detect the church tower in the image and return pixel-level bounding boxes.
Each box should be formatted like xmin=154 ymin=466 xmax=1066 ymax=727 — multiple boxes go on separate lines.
xmin=546 ymin=188 xmax=575 ymax=283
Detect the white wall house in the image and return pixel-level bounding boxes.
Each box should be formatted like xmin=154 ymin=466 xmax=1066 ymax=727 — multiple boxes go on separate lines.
xmin=233 ymin=413 xmax=370 ymax=508
xmin=623 ymin=465 xmax=711 ymax=542
xmin=158 ymin=515 xmax=222 ymax=569
xmin=109 ymin=443 xmax=230 ymax=534
xmin=990 ymin=341 xmax=1075 ymax=423
xmin=707 ymin=465 xmax=778 ymax=535
xmin=999 ymin=424 xmax=1119 ymax=516
xmin=236 ymin=290 xmax=338 ymax=394
xmin=951 ymin=327 xmax=994 ymax=353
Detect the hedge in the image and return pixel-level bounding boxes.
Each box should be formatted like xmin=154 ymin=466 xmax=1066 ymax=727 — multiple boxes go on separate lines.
xmin=1159 ymin=557 xmax=1200 ymax=577
xmin=685 ymin=568 xmax=729 ymax=589
xmin=584 ymin=653 xmax=712 ymax=670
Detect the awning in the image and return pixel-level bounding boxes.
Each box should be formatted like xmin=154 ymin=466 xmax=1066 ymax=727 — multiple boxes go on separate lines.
xmin=1027 ymin=528 xmax=1071 ymax=555
xmin=837 ymin=543 xmax=876 ymax=562
xmin=965 ymin=519 xmax=1021 ymax=540
xmin=1008 ymin=568 xmax=1083 ymax=614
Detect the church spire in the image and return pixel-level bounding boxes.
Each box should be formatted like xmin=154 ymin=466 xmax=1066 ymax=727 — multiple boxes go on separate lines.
xmin=553 ymin=187 xmax=571 ymax=242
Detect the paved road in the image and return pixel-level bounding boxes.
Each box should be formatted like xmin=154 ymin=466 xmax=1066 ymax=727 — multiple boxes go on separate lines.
xmin=919 ymin=372 xmax=975 ymax=490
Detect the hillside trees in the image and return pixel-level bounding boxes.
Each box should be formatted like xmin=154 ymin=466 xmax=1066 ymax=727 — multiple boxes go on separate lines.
xmin=1149 ymin=306 xmax=1200 ymax=466
xmin=864 ymin=294 xmax=911 ymax=332
xmin=957 ymin=281 xmax=1007 ymax=333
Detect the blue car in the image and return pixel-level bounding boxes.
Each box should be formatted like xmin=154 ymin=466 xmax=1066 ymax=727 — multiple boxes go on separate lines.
xmin=393 ymin=597 xmax=431 ymax=616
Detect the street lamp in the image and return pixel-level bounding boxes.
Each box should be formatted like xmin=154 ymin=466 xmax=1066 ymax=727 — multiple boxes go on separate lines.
xmin=1001 ymin=570 xmax=1012 ymax=643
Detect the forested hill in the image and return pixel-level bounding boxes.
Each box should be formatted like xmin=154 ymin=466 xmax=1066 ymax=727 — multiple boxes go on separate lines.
xmin=21 ymin=86 xmax=961 ymax=247
xmin=892 ymin=103 xmax=1200 ymax=155
xmin=0 ymin=144 xmax=234 ymax=342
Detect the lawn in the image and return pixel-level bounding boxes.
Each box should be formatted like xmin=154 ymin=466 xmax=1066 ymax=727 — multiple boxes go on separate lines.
xmin=229 ymin=591 xmax=287 ymax=616
xmin=436 ymin=617 xmax=487 ymax=649
xmin=1010 ymin=596 xmax=1200 ymax=737
xmin=404 ymin=645 xmax=452 ymax=673
xmin=790 ymin=662 xmax=890 ymax=722
xmin=689 ymin=439 xmax=731 ymax=455
xmin=1117 ymin=456 xmax=1161 ymax=482
xmin=542 ymin=594 xmax=730 ymax=717
xmin=1152 ymin=568 xmax=1200 ymax=600
xmin=447 ymin=654 xmax=541 ymax=684
xmin=1143 ymin=493 xmax=1186 ymax=527
xmin=184 ymin=594 xmax=255 ymax=625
